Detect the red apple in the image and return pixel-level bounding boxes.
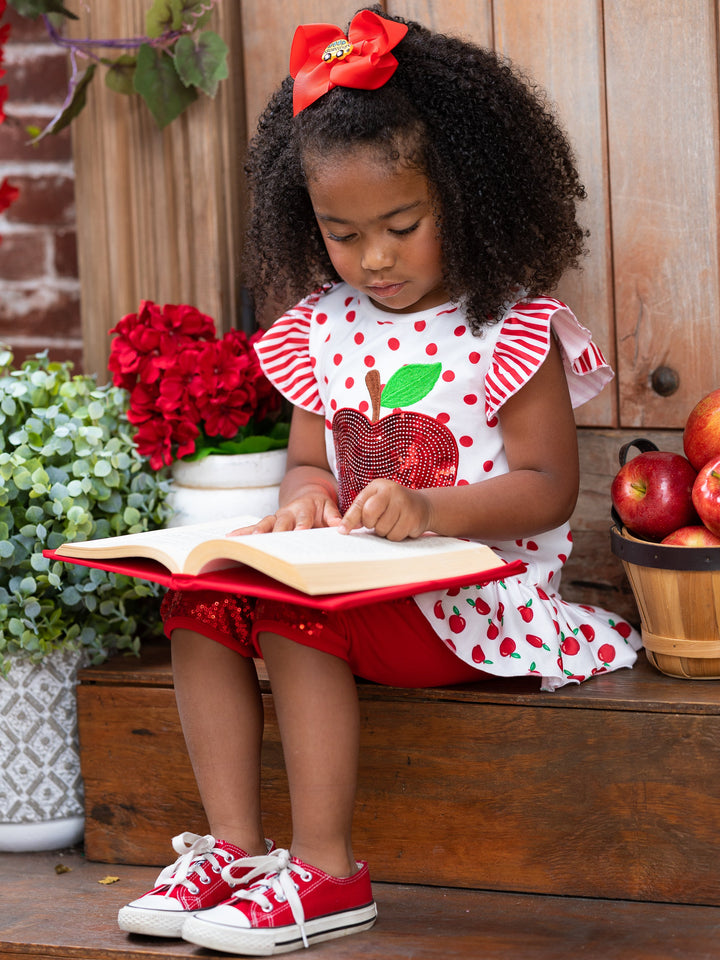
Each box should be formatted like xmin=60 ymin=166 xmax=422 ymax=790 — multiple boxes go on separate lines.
xmin=692 ymin=456 xmax=720 ymax=537
xmin=661 ymin=525 xmax=720 ymax=546
xmin=683 ymin=388 xmax=720 ymax=470
xmin=611 ymin=450 xmax=698 ymax=540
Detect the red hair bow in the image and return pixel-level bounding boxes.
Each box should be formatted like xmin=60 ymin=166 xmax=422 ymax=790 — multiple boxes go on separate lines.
xmin=290 ymin=9 xmax=408 ymax=116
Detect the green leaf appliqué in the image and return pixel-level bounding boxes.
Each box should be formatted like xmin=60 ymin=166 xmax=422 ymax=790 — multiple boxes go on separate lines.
xmin=380 ymin=363 xmax=442 ymax=410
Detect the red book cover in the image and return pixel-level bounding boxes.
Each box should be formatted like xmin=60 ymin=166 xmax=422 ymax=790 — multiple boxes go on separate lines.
xmin=43 ymin=549 xmax=525 ymax=612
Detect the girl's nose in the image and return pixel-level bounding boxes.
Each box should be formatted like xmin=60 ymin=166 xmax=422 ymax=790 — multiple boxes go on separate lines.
xmin=360 ymin=239 xmax=395 ymax=272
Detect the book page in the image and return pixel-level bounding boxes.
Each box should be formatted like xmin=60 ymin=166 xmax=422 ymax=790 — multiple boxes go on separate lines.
xmin=55 ymin=514 xmax=260 ymax=570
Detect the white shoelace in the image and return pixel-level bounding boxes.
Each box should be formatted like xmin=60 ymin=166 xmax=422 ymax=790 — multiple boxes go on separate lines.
xmin=221 ymin=849 xmax=313 ymax=949
xmin=156 ymin=832 xmax=235 ymax=898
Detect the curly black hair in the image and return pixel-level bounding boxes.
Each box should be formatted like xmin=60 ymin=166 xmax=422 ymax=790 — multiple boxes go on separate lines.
xmin=244 ymin=6 xmax=587 ymax=332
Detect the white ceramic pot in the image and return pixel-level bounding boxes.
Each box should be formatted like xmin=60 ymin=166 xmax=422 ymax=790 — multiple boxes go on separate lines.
xmin=168 ymin=449 xmax=288 ymax=527
xmin=0 ymin=648 xmax=86 ymax=852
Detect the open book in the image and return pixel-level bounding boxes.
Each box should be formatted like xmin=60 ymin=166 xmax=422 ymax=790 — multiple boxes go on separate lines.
xmin=46 ymin=515 xmax=524 ymax=610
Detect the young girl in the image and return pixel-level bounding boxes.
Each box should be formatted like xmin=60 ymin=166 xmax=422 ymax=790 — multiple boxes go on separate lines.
xmin=118 ymin=7 xmax=641 ymax=954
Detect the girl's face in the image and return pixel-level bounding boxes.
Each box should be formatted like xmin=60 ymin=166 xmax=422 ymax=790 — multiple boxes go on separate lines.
xmin=305 ymin=147 xmax=448 ymax=313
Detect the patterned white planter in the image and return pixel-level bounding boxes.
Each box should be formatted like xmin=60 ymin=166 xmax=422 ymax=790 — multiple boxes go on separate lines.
xmin=0 ymin=648 xmax=86 ymax=852
xmin=168 ymin=449 xmax=287 ymax=527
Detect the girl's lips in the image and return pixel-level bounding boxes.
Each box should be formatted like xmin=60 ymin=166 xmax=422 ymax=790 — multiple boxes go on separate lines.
xmin=367 ymin=282 xmax=406 ymax=299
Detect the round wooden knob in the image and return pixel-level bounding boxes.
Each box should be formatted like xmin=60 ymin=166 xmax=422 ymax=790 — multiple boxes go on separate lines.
xmin=650 ymin=366 xmax=680 ymax=397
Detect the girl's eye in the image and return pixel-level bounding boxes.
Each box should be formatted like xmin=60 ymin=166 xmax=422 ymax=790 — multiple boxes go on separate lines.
xmin=390 ymin=222 xmax=420 ymax=237
xmin=326 ymin=232 xmax=355 ymax=243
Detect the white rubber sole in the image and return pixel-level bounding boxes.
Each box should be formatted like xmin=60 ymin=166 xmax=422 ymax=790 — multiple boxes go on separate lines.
xmin=182 ymin=901 xmax=378 ymax=956
xmin=118 ymin=904 xmax=192 ymax=938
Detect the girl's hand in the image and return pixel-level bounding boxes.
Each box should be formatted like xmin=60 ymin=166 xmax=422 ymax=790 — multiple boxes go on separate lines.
xmin=338 ymin=478 xmax=432 ymax=541
xmin=232 ymin=492 xmax=341 ymax=535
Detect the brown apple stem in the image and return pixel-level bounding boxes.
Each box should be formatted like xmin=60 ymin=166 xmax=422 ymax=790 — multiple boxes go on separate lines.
xmin=365 ymin=369 xmax=382 ymax=422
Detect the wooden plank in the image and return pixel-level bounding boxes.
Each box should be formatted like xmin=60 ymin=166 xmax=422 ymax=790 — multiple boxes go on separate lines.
xmin=78 ymin=649 xmax=720 ymax=904
xmin=5 ymin=850 xmax=720 ymax=960
xmin=604 ymin=0 xmax=720 ymax=428
xmin=493 ymin=0 xmax=616 ymax=427
xmin=387 ymin=1 xmax=493 ymax=44
xmin=67 ymin=3 xmax=245 ymax=377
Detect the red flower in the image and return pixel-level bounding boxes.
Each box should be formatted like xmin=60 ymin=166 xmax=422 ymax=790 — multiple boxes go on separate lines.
xmin=109 ymin=300 xmax=284 ymax=466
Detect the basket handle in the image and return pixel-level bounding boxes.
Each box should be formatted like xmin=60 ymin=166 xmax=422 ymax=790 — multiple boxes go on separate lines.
xmin=611 ymin=438 xmax=660 ymax=529
xmin=617 ymin=437 xmax=659 ymax=467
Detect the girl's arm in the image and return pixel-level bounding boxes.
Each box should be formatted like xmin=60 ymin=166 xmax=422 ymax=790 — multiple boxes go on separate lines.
xmin=340 ymin=337 xmax=580 ymax=541
xmin=249 ymin=406 xmax=341 ymax=532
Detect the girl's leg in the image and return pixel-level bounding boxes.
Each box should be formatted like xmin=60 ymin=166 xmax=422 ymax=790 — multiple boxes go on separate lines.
xmin=258 ymin=631 xmax=360 ymax=878
xmin=171 ymin=628 xmax=267 ymax=856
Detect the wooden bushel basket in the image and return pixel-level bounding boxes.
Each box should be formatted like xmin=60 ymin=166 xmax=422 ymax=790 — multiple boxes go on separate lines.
xmin=610 ymin=437 xmax=720 ymax=679
xmin=611 ymin=526 xmax=720 ymax=679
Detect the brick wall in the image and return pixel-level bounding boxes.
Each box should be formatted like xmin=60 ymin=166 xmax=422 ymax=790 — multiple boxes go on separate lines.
xmin=0 ymin=7 xmax=82 ymax=371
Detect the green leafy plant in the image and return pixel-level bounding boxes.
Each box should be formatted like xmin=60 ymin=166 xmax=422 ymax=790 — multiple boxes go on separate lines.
xmin=0 ymin=346 xmax=173 ymax=675
xmin=7 ymin=0 xmax=228 ymax=136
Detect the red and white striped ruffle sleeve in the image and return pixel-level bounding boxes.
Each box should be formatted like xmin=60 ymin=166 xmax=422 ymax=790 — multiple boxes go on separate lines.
xmin=484 ymin=298 xmax=613 ymax=420
xmin=254 ymin=292 xmax=325 ymax=415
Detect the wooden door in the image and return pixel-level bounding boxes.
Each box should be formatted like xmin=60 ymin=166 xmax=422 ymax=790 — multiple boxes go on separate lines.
xmin=71 ymin=1 xmax=719 ymax=429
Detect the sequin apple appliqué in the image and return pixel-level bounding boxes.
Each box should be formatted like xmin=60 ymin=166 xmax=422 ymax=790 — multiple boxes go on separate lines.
xmin=332 ymin=363 xmax=459 ymax=513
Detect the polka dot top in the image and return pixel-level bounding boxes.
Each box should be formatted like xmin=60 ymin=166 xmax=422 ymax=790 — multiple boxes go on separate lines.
xmin=255 ymin=282 xmax=641 ymax=691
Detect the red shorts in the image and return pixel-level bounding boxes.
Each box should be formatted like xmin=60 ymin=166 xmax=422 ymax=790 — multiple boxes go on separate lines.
xmin=161 ymin=589 xmax=483 ymax=688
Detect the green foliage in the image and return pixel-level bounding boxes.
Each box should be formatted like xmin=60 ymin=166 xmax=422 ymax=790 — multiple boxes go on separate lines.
xmin=0 ymin=348 xmax=173 ymax=675
xmin=8 ymin=0 xmax=228 ymax=135
xmin=134 ymin=43 xmax=198 ymax=129
xmin=8 ymin=0 xmax=77 ymax=19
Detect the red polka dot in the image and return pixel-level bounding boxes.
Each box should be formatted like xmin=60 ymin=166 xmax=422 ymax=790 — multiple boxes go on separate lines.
xmin=426 ymin=343 xmax=438 ymax=356
xmin=364 ymin=355 xmax=375 ymax=367
xmin=437 ymin=412 xmax=450 ymax=424
xmin=483 ymin=460 xmax=493 ymax=472
xmin=526 ymin=541 xmax=539 ymax=551
xmin=454 ymin=325 xmax=466 ymax=337
xmin=558 ymin=553 xmax=567 ymax=563
xmin=415 ymin=320 xmax=426 ymax=332
xmin=459 ymin=436 xmax=473 ymax=447
xmin=442 ymin=370 xmax=455 ymax=382
xmin=330 ymin=399 xmax=337 ymax=410
xmin=487 ymin=415 xmax=498 ymax=428
xmin=333 ymin=353 xmax=343 ymax=365
xmin=469 ymin=351 xmax=481 ymax=363
xmin=344 ymin=297 xmax=354 ymax=307
xmin=324 ymin=333 xmax=331 ymax=343
xmin=464 ymin=394 xmax=478 ymax=405
xmin=393 ymin=408 xmax=401 ymax=414
xmin=354 ymin=332 xmax=364 ymax=344
xmin=388 ymin=337 xmax=400 ymax=350
xmin=345 ymin=376 xmax=354 ymax=388
xmin=325 ymin=419 xmax=332 ymax=429
xmin=457 ymin=478 xmax=469 ymax=486
xmin=346 ymin=310 xmax=356 ymax=322
xmin=310 ymin=357 xmax=317 ymax=368
xmin=358 ymin=400 xmax=369 ymax=413
xmin=316 ymin=313 xmax=328 ymax=324
xmin=567 ymin=531 xmax=573 ymax=542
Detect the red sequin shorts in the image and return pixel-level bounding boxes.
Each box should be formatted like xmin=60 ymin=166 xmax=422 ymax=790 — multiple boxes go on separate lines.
xmin=160 ymin=589 xmax=482 ymax=688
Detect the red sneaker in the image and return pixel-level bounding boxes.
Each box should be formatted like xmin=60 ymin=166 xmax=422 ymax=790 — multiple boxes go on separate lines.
xmin=118 ymin=832 xmax=273 ymax=937
xmin=181 ymin=849 xmax=377 ymax=955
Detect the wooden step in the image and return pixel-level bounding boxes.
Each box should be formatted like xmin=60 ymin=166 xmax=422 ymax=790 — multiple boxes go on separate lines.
xmin=3 ymin=847 xmax=720 ymax=960
xmin=76 ymin=643 xmax=720 ymax=906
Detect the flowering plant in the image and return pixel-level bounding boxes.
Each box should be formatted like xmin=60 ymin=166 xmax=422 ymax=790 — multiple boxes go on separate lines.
xmin=109 ymin=301 xmax=288 ymax=471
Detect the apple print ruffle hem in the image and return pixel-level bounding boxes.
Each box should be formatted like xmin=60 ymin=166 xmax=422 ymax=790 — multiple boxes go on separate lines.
xmin=414 ymin=525 xmax=642 ymax=692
